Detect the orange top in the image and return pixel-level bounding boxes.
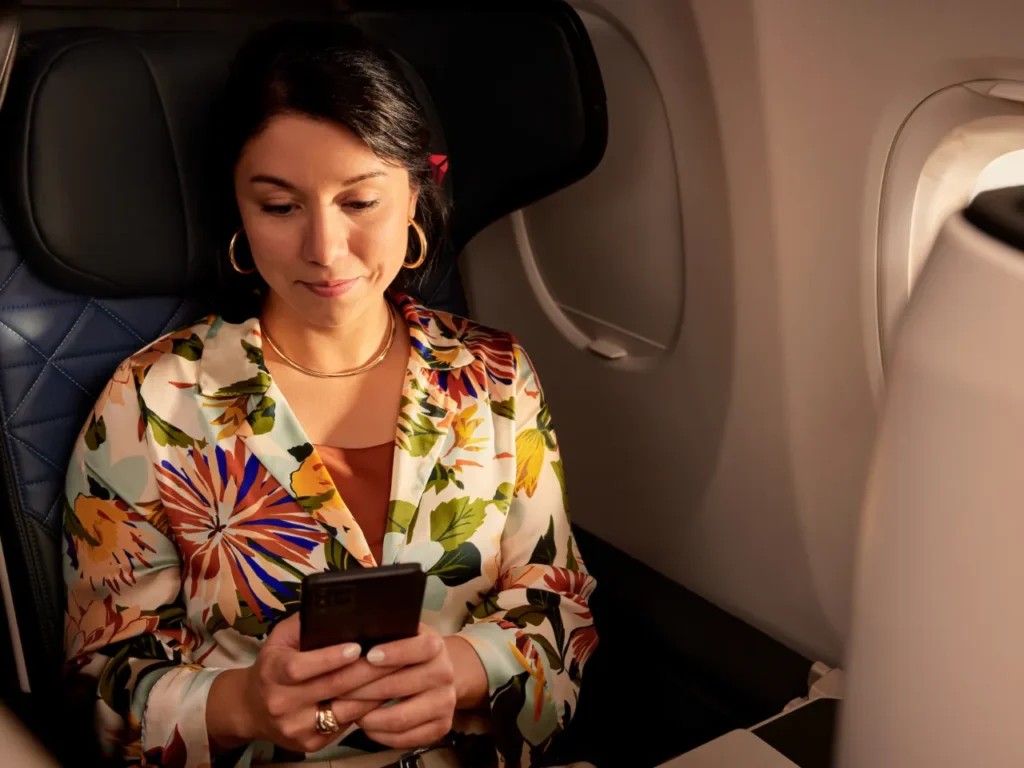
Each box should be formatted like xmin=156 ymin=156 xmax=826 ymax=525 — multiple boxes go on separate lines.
xmin=313 ymin=443 xmax=394 ymax=566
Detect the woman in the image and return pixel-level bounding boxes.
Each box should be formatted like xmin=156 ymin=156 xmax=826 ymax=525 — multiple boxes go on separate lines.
xmin=61 ymin=20 xmax=597 ymax=768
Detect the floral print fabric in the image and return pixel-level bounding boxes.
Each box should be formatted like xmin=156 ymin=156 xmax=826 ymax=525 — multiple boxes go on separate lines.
xmin=62 ymin=293 xmax=596 ymax=767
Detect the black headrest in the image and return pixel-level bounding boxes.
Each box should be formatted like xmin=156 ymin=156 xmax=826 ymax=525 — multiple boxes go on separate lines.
xmin=0 ymin=1 xmax=606 ymax=297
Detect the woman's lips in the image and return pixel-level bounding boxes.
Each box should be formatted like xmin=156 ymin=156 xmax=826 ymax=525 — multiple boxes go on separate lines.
xmin=301 ymin=278 xmax=360 ymax=298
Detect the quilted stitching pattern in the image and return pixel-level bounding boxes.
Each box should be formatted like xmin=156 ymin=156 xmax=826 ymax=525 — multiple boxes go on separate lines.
xmin=0 ymin=218 xmax=204 ymax=537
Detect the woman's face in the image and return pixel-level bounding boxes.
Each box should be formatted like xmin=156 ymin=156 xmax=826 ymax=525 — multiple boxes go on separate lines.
xmin=234 ymin=112 xmax=419 ymax=327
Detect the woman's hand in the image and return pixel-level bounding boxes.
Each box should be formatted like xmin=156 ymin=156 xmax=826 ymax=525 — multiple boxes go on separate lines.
xmin=341 ymin=623 xmax=461 ymax=749
xmin=208 ymin=613 xmax=390 ymax=754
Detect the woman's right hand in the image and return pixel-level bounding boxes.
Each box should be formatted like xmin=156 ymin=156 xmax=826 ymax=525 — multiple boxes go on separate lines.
xmin=209 ymin=613 xmax=392 ymax=754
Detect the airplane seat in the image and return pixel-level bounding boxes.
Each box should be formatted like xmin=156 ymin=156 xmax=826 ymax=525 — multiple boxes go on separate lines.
xmin=838 ymin=185 xmax=1024 ymax=768
xmin=0 ymin=2 xmax=605 ymax=762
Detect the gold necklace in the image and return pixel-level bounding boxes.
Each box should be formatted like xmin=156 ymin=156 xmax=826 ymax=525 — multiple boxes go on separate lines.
xmin=261 ymin=303 xmax=397 ymax=378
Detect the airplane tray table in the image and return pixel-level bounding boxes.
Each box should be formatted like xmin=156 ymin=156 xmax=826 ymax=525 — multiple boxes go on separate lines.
xmin=659 ymin=697 xmax=838 ymax=768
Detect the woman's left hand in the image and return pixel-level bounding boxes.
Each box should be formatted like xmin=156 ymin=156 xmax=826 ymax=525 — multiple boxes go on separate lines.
xmin=338 ymin=623 xmax=457 ymax=749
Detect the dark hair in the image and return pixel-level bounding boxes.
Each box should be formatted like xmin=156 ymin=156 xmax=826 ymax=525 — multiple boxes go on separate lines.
xmin=207 ymin=22 xmax=448 ymax=321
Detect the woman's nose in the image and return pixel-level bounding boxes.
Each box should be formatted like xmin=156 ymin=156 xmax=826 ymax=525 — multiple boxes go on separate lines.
xmin=303 ymin=206 xmax=349 ymax=266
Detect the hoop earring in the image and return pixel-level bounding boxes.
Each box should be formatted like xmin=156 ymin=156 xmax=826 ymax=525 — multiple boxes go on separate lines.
xmin=404 ymin=218 xmax=427 ymax=269
xmin=229 ymin=229 xmax=257 ymax=275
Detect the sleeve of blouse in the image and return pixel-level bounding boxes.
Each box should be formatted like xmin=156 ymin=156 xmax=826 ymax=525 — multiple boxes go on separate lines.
xmin=455 ymin=342 xmax=598 ymax=767
xmin=62 ymin=360 xmax=226 ymax=767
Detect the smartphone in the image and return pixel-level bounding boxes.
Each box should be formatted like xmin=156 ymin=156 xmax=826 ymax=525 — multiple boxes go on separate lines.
xmin=299 ymin=563 xmax=427 ymax=653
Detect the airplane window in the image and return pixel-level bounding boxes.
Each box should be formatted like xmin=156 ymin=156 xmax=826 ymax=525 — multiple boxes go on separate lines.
xmin=506 ymin=10 xmax=684 ymax=361
xmin=906 ymin=119 xmax=1024 ymax=308
xmin=877 ymin=83 xmax=1024 ymax=359
xmin=970 ymin=148 xmax=1024 ymax=200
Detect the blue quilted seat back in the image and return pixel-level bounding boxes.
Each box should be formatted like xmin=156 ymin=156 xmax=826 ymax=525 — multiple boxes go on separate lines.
xmin=0 ymin=220 xmax=204 ymax=687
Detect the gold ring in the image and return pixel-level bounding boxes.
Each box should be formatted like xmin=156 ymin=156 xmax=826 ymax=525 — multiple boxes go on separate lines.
xmin=315 ymin=701 xmax=341 ymax=734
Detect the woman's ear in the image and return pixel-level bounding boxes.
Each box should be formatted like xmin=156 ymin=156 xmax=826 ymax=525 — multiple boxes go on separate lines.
xmin=408 ymin=185 xmax=420 ymax=219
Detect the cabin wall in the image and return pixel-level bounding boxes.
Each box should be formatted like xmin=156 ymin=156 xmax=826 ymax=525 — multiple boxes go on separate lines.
xmin=462 ymin=0 xmax=1024 ymax=665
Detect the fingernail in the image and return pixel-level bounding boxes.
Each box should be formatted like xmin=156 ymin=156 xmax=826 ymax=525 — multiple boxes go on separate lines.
xmin=367 ymin=648 xmax=385 ymax=664
xmin=342 ymin=644 xmax=360 ymax=659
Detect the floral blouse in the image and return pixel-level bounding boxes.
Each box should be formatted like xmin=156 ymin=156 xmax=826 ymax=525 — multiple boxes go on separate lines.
xmin=62 ymin=293 xmax=597 ymax=767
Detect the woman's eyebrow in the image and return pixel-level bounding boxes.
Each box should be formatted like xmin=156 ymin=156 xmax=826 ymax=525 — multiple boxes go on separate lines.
xmin=250 ymin=174 xmax=296 ymax=190
xmin=340 ymin=171 xmax=387 ymax=186
xmin=249 ymin=171 xmax=386 ymax=189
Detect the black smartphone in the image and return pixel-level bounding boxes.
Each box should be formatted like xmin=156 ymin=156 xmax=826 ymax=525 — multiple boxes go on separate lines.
xmin=299 ymin=563 xmax=427 ymax=653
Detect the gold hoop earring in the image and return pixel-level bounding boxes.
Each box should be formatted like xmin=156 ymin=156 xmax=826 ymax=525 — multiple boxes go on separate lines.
xmin=404 ymin=218 xmax=427 ymax=269
xmin=229 ymin=229 xmax=257 ymax=275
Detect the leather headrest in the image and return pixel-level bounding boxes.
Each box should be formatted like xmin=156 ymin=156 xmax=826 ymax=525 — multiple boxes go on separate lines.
xmin=0 ymin=26 xmax=448 ymax=296
xmin=0 ymin=3 xmax=606 ymax=297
